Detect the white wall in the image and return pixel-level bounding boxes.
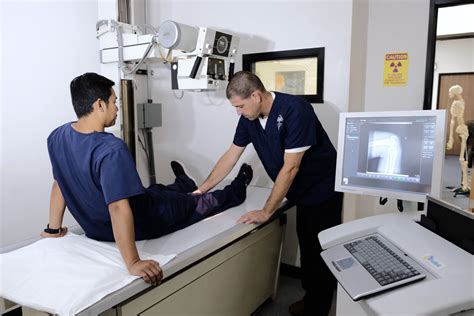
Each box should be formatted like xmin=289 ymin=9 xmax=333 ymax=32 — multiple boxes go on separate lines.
xmin=344 ymin=0 xmax=369 ymax=222
xmin=0 ymin=2 xmax=4 ymax=248
xmin=437 ymin=4 xmax=474 ymax=36
xmin=0 ymin=0 xmax=436 ymax=253
xmin=431 ymin=38 xmax=474 ymax=109
xmin=0 ymin=0 xmax=100 ymax=248
xmin=145 ymin=0 xmax=353 ymax=187
xmin=143 ymin=0 xmax=353 ymax=266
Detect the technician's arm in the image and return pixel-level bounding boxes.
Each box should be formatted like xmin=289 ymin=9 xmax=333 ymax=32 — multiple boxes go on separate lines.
xmin=238 ymin=151 xmax=304 ymax=224
xmin=109 ymin=199 xmax=163 ymax=285
xmin=196 ymin=144 xmax=245 ymax=193
xmin=41 ymin=180 xmax=68 ymax=238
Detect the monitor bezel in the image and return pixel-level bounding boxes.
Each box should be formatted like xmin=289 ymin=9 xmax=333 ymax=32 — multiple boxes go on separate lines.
xmin=335 ymin=110 xmax=447 ymax=203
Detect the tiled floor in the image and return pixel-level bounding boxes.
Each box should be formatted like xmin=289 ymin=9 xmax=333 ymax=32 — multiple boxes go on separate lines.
xmin=253 ymin=275 xmax=336 ymax=316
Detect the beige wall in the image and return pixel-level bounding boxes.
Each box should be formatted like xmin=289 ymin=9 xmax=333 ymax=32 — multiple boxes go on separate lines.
xmin=345 ymin=0 xmax=431 ymax=221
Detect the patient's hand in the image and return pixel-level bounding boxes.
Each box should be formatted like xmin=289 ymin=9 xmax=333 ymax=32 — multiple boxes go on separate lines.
xmin=40 ymin=227 xmax=68 ymax=238
xmin=192 ymin=189 xmax=203 ymax=195
xmin=237 ymin=210 xmax=271 ymax=224
xmin=129 ymin=260 xmax=163 ymax=286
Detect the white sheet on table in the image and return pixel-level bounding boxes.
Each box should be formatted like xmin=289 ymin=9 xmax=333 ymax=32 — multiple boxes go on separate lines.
xmin=0 ymin=233 xmax=175 ymax=316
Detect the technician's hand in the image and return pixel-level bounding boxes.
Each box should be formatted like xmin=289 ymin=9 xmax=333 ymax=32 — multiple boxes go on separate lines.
xmin=237 ymin=210 xmax=271 ymax=224
xmin=40 ymin=227 xmax=68 ymax=238
xmin=192 ymin=189 xmax=203 ymax=195
xmin=129 ymin=259 xmax=163 ymax=286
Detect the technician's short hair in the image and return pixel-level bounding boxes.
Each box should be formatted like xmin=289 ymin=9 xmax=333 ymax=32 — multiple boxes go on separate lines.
xmin=226 ymin=71 xmax=267 ymax=99
xmin=70 ymin=72 xmax=115 ymax=118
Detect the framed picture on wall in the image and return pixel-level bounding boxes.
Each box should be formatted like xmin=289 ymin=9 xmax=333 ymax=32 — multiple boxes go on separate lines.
xmin=436 ymin=72 xmax=474 ymax=156
xmin=242 ymin=47 xmax=325 ymax=103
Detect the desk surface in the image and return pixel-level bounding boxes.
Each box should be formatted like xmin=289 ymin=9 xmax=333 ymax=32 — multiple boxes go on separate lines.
xmin=319 ymin=213 xmax=474 ymax=315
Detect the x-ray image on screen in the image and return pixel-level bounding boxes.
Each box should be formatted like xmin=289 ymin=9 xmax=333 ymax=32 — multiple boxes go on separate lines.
xmin=335 ymin=110 xmax=446 ymax=203
xmin=366 ymin=131 xmax=402 ymax=175
xmin=357 ymin=122 xmax=423 ymax=178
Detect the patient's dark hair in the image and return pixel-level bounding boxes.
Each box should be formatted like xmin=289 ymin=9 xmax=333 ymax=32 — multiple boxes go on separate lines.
xmin=70 ymin=73 xmax=115 ymax=118
xmin=226 ymin=71 xmax=266 ymax=99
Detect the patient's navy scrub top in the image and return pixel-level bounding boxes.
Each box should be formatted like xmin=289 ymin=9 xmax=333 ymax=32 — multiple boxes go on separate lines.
xmin=47 ymin=123 xmax=195 ymax=241
xmin=233 ymin=92 xmax=337 ymax=205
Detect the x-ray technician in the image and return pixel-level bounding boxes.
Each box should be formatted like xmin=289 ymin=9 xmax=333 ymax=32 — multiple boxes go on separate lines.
xmin=195 ymin=71 xmax=343 ymax=316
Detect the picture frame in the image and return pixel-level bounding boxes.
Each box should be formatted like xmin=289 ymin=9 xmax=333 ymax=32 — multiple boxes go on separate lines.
xmin=436 ymin=72 xmax=474 ymax=156
xmin=242 ymin=47 xmax=325 ymax=103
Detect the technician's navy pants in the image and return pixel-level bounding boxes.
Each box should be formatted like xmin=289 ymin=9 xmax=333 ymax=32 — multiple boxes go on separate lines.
xmin=297 ymin=192 xmax=343 ymax=316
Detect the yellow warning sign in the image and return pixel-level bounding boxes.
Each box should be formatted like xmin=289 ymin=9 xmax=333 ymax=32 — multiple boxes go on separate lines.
xmin=384 ymin=52 xmax=408 ymax=86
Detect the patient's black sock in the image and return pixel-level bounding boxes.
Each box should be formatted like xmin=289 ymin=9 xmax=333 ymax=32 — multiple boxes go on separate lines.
xmin=171 ymin=160 xmax=186 ymax=177
xmin=236 ymin=163 xmax=253 ymax=186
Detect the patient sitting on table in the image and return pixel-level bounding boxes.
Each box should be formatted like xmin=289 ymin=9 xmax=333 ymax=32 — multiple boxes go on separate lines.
xmin=41 ymin=72 xmax=253 ymax=285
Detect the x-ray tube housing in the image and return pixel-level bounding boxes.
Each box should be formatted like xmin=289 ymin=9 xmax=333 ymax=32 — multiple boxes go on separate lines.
xmin=158 ymin=20 xmax=199 ymax=52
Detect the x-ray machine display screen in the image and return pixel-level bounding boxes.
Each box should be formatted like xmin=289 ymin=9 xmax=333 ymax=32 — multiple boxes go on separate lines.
xmin=335 ymin=110 xmax=446 ymax=202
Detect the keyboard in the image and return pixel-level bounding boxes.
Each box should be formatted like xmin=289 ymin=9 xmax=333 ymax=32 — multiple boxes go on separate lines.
xmin=321 ymin=233 xmax=426 ymax=300
xmin=344 ymin=235 xmax=422 ymax=286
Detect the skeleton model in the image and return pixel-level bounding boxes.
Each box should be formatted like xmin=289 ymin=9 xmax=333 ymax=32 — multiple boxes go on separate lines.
xmin=446 ymin=84 xmax=469 ymax=194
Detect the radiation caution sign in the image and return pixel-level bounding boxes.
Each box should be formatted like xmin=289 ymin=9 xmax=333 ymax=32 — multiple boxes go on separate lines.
xmin=384 ymin=52 xmax=408 ymax=86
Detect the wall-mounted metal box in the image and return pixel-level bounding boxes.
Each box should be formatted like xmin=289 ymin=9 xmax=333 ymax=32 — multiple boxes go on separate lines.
xmin=137 ymin=103 xmax=162 ymax=128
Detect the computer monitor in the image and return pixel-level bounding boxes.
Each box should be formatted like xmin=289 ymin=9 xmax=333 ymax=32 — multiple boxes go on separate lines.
xmin=335 ymin=110 xmax=447 ymax=203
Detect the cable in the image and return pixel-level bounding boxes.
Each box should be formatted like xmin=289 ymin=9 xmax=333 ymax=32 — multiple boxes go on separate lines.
xmin=138 ymin=129 xmax=149 ymax=162
xmin=121 ymin=39 xmax=156 ymax=75
xmin=173 ymin=90 xmax=185 ymax=99
xmin=114 ymin=20 xmax=158 ymax=76
xmin=145 ymin=128 xmax=156 ymax=185
xmin=157 ymin=43 xmax=174 ymax=63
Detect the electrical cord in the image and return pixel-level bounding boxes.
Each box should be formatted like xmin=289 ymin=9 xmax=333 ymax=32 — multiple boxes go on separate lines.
xmin=121 ymin=39 xmax=156 ymax=75
xmin=138 ymin=129 xmax=149 ymax=162
xmin=173 ymin=90 xmax=185 ymax=99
